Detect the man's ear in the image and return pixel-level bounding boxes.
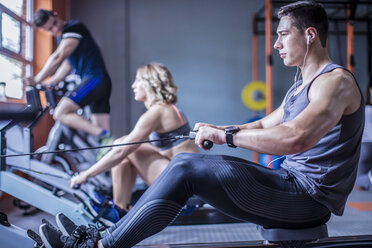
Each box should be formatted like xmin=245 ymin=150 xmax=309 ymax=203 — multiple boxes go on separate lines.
xmin=305 ymin=27 xmax=317 ymax=45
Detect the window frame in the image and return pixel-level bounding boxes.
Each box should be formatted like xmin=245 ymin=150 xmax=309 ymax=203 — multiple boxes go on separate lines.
xmin=0 ymin=0 xmax=33 ymax=103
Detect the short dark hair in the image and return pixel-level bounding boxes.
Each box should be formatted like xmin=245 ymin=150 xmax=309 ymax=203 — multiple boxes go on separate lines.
xmin=34 ymin=9 xmax=55 ymax=27
xmin=278 ymin=1 xmax=328 ymax=47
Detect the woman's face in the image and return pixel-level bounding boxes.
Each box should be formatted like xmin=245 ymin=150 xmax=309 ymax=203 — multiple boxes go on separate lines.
xmin=132 ymin=73 xmax=147 ymax=102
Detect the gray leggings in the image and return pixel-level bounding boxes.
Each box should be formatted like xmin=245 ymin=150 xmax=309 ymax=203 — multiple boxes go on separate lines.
xmin=101 ymin=153 xmax=331 ymax=248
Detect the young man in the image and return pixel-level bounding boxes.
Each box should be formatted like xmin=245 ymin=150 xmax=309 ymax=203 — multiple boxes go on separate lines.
xmin=39 ymin=1 xmax=365 ymax=248
xmin=26 ymin=9 xmax=112 ymax=153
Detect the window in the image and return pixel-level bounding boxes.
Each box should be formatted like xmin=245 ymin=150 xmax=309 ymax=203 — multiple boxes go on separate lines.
xmin=0 ymin=0 xmax=33 ymax=100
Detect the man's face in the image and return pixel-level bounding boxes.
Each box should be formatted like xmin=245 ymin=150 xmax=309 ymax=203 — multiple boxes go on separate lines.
xmin=41 ymin=15 xmax=63 ymax=37
xmin=274 ymin=16 xmax=307 ymax=67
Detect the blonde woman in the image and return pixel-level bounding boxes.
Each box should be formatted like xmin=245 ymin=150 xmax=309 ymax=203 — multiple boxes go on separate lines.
xmin=70 ymin=63 xmax=198 ymax=225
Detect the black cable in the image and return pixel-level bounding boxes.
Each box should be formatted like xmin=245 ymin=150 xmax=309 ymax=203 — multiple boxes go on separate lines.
xmin=1 ymin=132 xmax=212 ymax=188
xmin=0 ymin=136 xmax=188 ymax=158
xmin=1 ymin=131 xmax=213 ymax=158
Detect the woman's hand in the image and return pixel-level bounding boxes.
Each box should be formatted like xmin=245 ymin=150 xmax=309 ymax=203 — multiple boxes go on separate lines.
xmin=70 ymin=171 xmax=90 ymax=188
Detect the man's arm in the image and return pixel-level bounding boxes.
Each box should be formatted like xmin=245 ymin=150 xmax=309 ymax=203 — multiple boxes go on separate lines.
xmin=234 ymin=70 xmax=360 ymax=154
xmin=194 ymin=98 xmax=285 ymax=131
xmin=32 ymin=38 xmax=79 ymax=84
xmin=240 ymin=99 xmax=285 ymax=130
xmin=196 ymin=69 xmax=361 ymax=154
xmin=46 ymin=60 xmax=73 ymax=86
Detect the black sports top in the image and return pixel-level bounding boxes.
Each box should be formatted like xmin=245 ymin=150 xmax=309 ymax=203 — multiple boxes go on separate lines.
xmin=148 ymin=105 xmax=191 ymax=151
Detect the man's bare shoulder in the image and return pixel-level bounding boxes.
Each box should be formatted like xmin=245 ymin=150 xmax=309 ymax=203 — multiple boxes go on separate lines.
xmin=312 ymin=67 xmax=361 ymax=114
xmin=311 ymin=67 xmax=357 ymax=94
xmin=319 ymin=68 xmax=355 ymax=86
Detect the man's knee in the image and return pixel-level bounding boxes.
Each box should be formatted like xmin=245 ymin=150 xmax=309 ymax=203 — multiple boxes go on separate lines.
xmin=53 ymin=97 xmax=80 ymax=122
xmin=168 ymin=153 xmax=200 ymax=174
xmin=171 ymin=153 xmax=197 ymax=163
xmin=52 ymin=105 xmax=65 ymax=121
xmin=53 ymin=105 xmax=73 ymax=122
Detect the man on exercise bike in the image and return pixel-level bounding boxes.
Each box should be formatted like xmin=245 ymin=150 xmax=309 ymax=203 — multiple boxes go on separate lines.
xmin=25 ymin=9 xmax=112 ymax=160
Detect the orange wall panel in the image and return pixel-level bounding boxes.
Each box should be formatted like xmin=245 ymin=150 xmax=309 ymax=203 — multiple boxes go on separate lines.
xmin=32 ymin=0 xmax=69 ymax=149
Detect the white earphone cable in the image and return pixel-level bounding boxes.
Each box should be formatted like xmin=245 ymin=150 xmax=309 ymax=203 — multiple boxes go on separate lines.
xmin=292 ymin=38 xmax=310 ymax=98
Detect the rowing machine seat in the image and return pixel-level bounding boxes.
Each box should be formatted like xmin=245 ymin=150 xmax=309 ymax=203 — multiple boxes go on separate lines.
xmin=257 ymin=224 xmax=328 ymax=248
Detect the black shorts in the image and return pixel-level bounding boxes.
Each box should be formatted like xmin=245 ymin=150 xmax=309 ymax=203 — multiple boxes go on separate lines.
xmin=67 ymin=73 xmax=112 ymax=114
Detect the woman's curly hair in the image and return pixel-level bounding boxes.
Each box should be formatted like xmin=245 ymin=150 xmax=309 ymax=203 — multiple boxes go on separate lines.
xmin=136 ymin=63 xmax=178 ymax=106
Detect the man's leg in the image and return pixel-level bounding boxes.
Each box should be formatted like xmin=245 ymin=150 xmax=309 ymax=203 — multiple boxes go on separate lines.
xmin=60 ymin=73 xmax=112 ymax=138
xmin=53 ymin=97 xmax=103 ymax=136
xmin=100 ymin=153 xmax=330 ymax=248
xmin=91 ymin=113 xmax=111 ymax=133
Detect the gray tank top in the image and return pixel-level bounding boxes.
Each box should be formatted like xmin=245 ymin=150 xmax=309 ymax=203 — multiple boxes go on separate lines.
xmin=280 ymin=63 xmax=365 ymax=216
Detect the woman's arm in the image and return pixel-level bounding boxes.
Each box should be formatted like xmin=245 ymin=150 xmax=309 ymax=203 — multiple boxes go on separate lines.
xmin=70 ymin=106 xmax=163 ymax=187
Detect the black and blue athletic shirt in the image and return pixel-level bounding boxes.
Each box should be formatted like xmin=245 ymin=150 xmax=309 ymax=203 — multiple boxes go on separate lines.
xmin=57 ymin=20 xmax=107 ymax=77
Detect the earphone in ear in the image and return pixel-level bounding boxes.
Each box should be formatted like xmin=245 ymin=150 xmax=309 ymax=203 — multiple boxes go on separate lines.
xmin=306 ymin=35 xmax=311 ymax=45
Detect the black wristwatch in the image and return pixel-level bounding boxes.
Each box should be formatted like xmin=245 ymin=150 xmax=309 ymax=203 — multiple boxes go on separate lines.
xmin=224 ymin=126 xmax=240 ymax=148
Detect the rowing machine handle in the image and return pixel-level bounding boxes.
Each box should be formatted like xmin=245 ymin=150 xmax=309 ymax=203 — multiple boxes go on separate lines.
xmin=188 ymin=131 xmax=213 ymax=149
xmin=202 ymin=140 xmax=213 ymax=149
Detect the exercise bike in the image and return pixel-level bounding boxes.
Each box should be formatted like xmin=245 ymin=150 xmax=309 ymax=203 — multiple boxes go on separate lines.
xmin=1 ymin=85 xmax=111 ymax=222
xmin=38 ymin=80 xmax=97 ymax=165
xmin=34 ymin=80 xmax=112 ymax=192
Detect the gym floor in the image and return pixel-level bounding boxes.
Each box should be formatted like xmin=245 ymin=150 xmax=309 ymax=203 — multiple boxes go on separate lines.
xmin=1 ymin=187 xmax=372 ymax=247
